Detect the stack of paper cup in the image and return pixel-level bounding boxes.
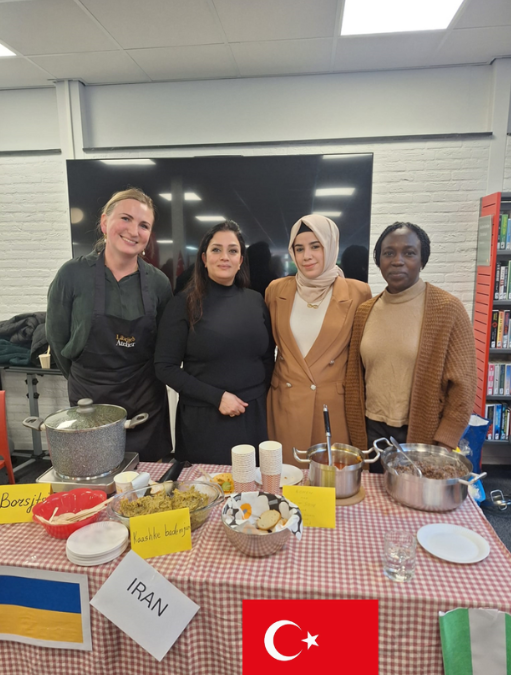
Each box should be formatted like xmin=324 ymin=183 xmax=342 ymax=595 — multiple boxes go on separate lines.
xmin=259 ymin=441 xmax=282 ymax=493
xmin=231 ymin=444 xmax=256 ymax=492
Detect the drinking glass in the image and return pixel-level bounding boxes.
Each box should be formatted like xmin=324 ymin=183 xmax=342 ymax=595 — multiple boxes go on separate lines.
xmin=383 ymin=530 xmax=416 ymax=582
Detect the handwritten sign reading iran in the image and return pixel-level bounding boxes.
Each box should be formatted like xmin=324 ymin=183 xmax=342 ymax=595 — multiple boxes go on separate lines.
xmin=0 ymin=484 xmax=51 ymax=524
xmin=130 ymin=508 xmax=192 ymax=559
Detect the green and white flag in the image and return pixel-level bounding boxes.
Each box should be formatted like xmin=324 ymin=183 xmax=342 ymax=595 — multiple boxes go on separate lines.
xmin=439 ymin=608 xmax=511 ymax=675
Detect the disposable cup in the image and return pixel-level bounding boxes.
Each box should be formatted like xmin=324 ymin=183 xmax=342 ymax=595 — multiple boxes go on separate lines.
xmin=39 ymin=354 xmax=51 ymax=369
xmin=233 ymin=480 xmax=256 ymax=493
xmin=261 ymin=474 xmax=280 ymax=493
xmin=114 ymin=470 xmax=139 ymax=494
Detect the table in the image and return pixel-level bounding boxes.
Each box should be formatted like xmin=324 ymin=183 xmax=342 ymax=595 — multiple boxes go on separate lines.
xmin=1 ymin=463 xmax=511 ymax=675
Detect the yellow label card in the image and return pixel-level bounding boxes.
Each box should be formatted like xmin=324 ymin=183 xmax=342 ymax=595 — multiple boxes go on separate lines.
xmin=0 ymin=484 xmax=51 ymax=523
xmin=282 ymin=485 xmax=336 ymax=528
xmin=130 ymin=508 xmax=192 ymax=559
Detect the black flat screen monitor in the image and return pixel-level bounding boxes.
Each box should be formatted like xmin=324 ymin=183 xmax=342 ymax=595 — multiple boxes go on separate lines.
xmin=66 ymin=153 xmax=373 ymax=292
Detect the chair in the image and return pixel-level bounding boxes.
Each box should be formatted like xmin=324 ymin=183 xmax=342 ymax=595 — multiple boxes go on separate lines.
xmin=0 ymin=391 xmax=15 ymax=484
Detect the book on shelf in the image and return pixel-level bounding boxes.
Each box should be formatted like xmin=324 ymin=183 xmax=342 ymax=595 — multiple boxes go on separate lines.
xmin=495 ymin=262 xmax=501 ymax=300
xmin=506 ymin=364 xmax=511 ymax=396
xmin=486 ymin=404 xmax=494 ymax=440
xmin=488 ymin=363 xmax=495 ymax=395
xmin=493 ymin=363 xmax=500 ymax=395
xmin=504 ymin=311 xmax=510 ymax=349
xmin=500 ymin=265 xmax=508 ymax=299
xmin=499 ymin=214 xmax=508 ymax=249
xmin=491 ymin=310 xmax=499 ymax=348
xmin=506 ymin=215 xmax=511 ymax=250
xmin=497 ymin=311 xmax=505 ymax=349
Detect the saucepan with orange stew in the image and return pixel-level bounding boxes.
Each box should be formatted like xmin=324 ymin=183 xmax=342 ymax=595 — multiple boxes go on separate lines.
xmin=293 ymin=443 xmax=380 ymax=498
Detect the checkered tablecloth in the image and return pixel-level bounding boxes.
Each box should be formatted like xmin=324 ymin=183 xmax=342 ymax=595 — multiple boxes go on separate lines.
xmin=1 ymin=462 xmax=511 ymax=675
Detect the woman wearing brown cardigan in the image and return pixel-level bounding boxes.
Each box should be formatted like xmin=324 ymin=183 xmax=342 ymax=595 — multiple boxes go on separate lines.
xmin=266 ymin=214 xmax=371 ymax=466
xmin=345 ymin=222 xmax=477 ymax=470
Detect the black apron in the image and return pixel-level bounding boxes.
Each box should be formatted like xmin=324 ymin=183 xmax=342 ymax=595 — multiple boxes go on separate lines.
xmin=68 ymin=253 xmax=171 ymax=462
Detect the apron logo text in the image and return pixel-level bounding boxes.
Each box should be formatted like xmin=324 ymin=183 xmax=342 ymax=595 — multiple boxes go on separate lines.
xmin=116 ymin=334 xmax=136 ymax=348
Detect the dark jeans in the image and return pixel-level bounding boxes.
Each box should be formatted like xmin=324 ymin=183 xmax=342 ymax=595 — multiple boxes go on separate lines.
xmin=365 ymin=417 xmax=408 ymax=474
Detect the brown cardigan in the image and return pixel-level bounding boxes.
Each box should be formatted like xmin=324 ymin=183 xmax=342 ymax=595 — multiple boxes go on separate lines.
xmin=345 ymin=283 xmax=477 ymax=450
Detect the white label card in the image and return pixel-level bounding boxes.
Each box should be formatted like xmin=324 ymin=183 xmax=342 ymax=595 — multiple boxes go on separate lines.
xmin=90 ymin=550 xmax=199 ymax=662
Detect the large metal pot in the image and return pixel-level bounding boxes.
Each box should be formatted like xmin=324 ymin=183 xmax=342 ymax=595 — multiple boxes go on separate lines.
xmin=293 ymin=442 xmax=380 ymax=498
xmin=374 ymin=438 xmax=487 ymax=512
xmin=23 ymin=398 xmax=148 ymax=480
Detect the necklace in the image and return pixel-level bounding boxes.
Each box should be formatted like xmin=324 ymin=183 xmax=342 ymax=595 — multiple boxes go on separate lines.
xmin=307 ymin=303 xmax=320 ymax=309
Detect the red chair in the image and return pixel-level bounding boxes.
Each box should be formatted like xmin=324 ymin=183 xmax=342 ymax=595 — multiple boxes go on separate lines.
xmin=0 ymin=391 xmax=15 ymax=484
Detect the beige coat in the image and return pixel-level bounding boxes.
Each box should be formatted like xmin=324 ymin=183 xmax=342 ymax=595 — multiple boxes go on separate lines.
xmin=265 ymin=276 xmax=371 ymax=466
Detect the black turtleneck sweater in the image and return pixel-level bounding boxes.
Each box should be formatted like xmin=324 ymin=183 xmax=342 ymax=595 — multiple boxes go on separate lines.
xmin=154 ymin=280 xmax=275 ymax=408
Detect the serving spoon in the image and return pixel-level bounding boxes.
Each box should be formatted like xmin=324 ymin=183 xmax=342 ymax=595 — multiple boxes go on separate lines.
xmin=390 ymin=436 xmax=422 ymax=478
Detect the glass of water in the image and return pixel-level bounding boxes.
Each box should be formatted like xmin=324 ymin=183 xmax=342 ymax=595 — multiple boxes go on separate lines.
xmin=383 ymin=530 xmax=416 ymax=582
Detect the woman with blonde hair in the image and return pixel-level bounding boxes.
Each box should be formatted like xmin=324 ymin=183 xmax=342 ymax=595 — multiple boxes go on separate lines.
xmin=47 ymin=188 xmax=173 ymax=461
xmin=265 ymin=214 xmax=371 ymax=466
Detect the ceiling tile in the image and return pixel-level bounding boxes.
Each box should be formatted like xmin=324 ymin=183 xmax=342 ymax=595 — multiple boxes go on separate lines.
xmin=81 ymin=0 xmax=223 ymax=49
xmin=231 ymin=39 xmax=332 ymax=77
xmin=0 ymin=57 xmax=53 ymax=88
xmin=0 ymin=0 xmax=117 ymax=55
xmin=455 ymin=0 xmax=511 ymax=29
xmin=334 ymin=33 xmax=445 ymax=72
xmin=30 ymin=51 xmax=151 ymax=85
xmin=213 ymin=0 xmax=338 ymax=41
xmin=127 ymin=44 xmax=237 ymax=81
xmin=433 ymin=26 xmax=511 ymax=65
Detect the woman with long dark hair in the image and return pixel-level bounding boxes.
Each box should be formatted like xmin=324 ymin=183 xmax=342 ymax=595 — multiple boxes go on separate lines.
xmin=155 ymin=221 xmax=275 ymax=464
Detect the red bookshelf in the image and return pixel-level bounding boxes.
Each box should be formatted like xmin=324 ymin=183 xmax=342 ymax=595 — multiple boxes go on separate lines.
xmin=473 ymin=192 xmax=511 ymax=454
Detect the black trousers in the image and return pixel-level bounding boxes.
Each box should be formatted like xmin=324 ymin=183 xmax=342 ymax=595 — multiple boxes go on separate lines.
xmin=365 ymin=417 xmax=408 ymax=474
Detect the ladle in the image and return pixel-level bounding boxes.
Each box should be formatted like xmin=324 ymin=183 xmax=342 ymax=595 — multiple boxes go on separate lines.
xmin=390 ymin=436 xmax=422 ymax=477
xmin=323 ymin=404 xmax=333 ymax=466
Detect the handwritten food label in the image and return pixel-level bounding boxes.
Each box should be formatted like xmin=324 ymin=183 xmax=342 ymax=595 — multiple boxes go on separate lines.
xmin=0 ymin=484 xmax=51 ymax=524
xmin=90 ymin=550 xmax=200 ymax=661
xmin=282 ymin=485 xmax=336 ymax=528
xmin=130 ymin=508 xmax=192 ymax=559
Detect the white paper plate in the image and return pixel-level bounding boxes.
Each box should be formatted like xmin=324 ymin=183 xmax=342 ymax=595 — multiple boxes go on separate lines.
xmin=417 ymin=524 xmax=490 ymax=564
xmin=67 ymin=540 xmax=129 ymax=567
xmin=67 ymin=521 xmax=129 ymax=557
xmin=255 ymin=464 xmax=304 ymax=488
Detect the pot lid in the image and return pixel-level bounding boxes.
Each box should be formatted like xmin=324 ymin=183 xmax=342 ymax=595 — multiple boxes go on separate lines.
xmin=44 ymin=399 xmax=126 ymax=431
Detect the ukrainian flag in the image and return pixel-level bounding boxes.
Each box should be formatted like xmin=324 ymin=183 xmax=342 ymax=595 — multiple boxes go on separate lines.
xmin=0 ymin=568 xmax=92 ymax=650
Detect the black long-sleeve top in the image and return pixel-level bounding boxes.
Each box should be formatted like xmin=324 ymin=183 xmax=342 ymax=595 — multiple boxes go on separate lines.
xmin=155 ymin=280 xmax=275 ymax=408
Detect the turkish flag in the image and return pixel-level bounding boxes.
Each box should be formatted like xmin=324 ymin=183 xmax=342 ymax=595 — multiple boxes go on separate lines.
xmin=243 ymin=599 xmax=378 ymax=675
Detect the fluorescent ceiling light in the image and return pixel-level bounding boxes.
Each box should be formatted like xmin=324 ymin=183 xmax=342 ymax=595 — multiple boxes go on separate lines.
xmin=186 ymin=246 xmax=198 ymax=251
xmin=322 ymin=154 xmax=367 ymax=160
xmin=196 ymin=215 xmax=226 ymax=222
xmin=313 ymin=211 xmax=342 ymax=217
xmin=159 ymin=192 xmax=201 ymax=201
xmin=100 ymin=159 xmax=155 ymax=165
xmin=341 ymin=0 xmax=464 ymax=35
xmin=157 ymin=240 xmax=173 ymax=244
xmin=0 ymin=43 xmax=15 ymax=57
xmin=315 ymin=188 xmax=355 ymax=197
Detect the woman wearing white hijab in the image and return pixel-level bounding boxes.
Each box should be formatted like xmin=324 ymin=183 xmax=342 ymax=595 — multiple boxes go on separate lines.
xmin=265 ymin=215 xmax=371 ymax=466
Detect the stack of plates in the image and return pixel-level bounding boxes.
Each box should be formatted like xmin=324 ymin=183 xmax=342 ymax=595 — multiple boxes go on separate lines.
xmin=66 ymin=521 xmax=129 ymax=567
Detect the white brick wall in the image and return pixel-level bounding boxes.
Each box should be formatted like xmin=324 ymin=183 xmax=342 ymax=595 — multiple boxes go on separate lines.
xmin=0 ymin=136 xmax=501 ymax=451
xmin=504 ymin=136 xmax=511 ymax=192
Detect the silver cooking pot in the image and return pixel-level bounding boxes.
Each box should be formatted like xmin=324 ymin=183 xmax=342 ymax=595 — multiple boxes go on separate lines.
xmin=293 ymin=442 xmax=380 ymax=498
xmin=23 ymin=398 xmax=148 ymax=480
xmin=374 ymin=438 xmax=487 ymax=512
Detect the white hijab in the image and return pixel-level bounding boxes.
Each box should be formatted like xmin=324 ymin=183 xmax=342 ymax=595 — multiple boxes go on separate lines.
xmin=288 ymin=214 xmax=344 ymax=306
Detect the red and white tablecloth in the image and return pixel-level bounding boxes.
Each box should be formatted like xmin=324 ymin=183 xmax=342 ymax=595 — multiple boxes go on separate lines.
xmin=1 ymin=462 xmax=511 ymax=675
